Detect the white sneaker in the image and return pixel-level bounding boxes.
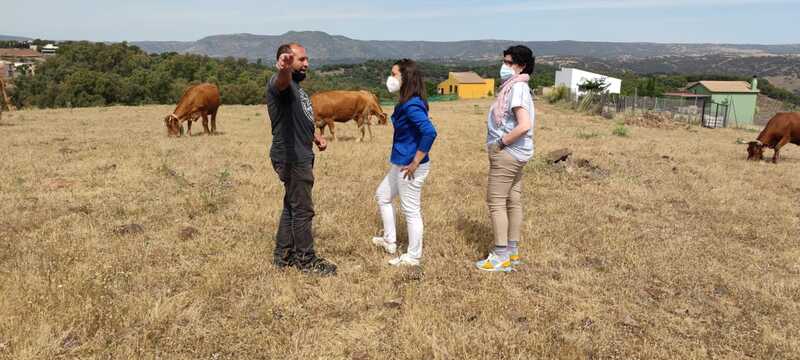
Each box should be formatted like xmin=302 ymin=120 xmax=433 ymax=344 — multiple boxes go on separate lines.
xmin=388 ymin=254 xmax=420 ymax=267
xmin=371 ymin=236 xmax=397 ymax=254
xmin=475 ymin=252 xmax=512 ymax=273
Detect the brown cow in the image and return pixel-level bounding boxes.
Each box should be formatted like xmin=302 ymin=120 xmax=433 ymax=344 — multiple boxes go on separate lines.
xmin=164 ymin=83 xmax=221 ymax=137
xmin=747 ymin=112 xmax=800 ymax=163
xmin=311 ymin=90 xmax=387 ymax=141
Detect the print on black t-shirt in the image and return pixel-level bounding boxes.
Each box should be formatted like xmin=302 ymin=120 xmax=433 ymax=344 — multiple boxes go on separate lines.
xmin=266 ymin=74 xmax=316 ymax=164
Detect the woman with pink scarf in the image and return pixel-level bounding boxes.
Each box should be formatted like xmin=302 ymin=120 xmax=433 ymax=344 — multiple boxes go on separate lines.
xmin=476 ymin=45 xmax=536 ymax=273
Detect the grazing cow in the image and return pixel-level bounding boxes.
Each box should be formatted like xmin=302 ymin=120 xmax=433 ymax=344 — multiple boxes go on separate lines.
xmin=311 ymin=90 xmax=388 ymax=141
xmin=164 ymin=83 xmax=221 ymax=137
xmin=747 ymin=112 xmax=800 ymax=163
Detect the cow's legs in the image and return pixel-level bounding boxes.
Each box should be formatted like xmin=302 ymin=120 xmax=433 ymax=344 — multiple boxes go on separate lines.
xmin=328 ymin=120 xmax=337 ymax=141
xmin=356 ymin=113 xmax=368 ymax=142
xmin=210 ymin=110 xmax=217 ymax=134
xmin=358 ymin=122 xmax=373 ymax=142
xmin=367 ymin=118 xmax=374 ymax=141
xmin=200 ymin=112 xmax=210 ymax=135
xmin=357 ymin=123 xmax=365 ymax=142
xmin=317 ymin=121 xmax=327 ymax=138
xmin=186 ymin=120 xmax=193 ymax=136
xmin=773 ymin=136 xmax=791 ymax=163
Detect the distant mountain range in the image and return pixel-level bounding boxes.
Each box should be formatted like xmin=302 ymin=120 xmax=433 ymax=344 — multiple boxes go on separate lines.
xmin=131 ymin=31 xmax=800 ymax=62
xmin=0 ymin=34 xmax=32 ymax=41
xmin=6 ymin=31 xmax=800 ymax=94
xmin=128 ymin=31 xmax=800 ymax=95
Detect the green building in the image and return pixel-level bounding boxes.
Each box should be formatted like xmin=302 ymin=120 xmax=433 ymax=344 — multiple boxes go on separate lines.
xmin=686 ymin=79 xmax=759 ymax=127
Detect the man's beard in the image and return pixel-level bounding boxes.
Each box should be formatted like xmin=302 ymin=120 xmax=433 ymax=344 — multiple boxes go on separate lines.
xmin=292 ymin=70 xmax=307 ymax=83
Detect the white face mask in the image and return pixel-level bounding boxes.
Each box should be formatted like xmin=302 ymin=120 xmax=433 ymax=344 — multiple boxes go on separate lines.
xmin=500 ymin=64 xmax=515 ymax=81
xmin=386 ymin=75 xmax=401 ymax=93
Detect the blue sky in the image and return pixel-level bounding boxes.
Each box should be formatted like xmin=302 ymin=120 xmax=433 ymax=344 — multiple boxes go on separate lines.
xmin=3 ymin=0 xmax=799 ymax=43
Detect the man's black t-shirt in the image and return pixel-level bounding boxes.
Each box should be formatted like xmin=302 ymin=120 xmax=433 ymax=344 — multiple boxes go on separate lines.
xmin=267 ymin=74 xmax=316 ymax=164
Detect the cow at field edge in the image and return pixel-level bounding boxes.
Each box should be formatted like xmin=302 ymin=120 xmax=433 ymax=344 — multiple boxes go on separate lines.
xmin=311 ymin=90 xmax=387 ymax=142
xmin=747 ymin=112 xmax=800 ymax=163
xmin=164 ymin=83 xmax=221 ymax=137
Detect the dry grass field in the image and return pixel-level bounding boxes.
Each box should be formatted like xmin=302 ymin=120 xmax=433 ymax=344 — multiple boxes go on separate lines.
xmin=1 ymin=99 xmax=799 ymax=359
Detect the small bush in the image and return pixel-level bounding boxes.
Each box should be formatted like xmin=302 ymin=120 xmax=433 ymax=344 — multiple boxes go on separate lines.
xmin=576 ymin=92 xmax=595 ymax=112
xmin=576 ymin=129 xmax=601 ymax=139
xmin=576 ymin=92 xmax=607 ymax=115
xmin=546 ymin=85 xmax=570 ymax=104
xmin=201 ymin=169 xmax=234 ymax=214
xmin=613 ymin=122 xmax=630 ymax=137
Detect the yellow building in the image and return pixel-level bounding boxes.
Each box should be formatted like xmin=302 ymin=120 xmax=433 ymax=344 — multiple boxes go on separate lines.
xmin=437 ymin=72 xmax=495 ymax=99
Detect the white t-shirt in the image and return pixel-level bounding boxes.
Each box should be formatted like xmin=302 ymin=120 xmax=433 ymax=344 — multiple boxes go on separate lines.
xmin=486 ymin=82 xmax=535 ymax=162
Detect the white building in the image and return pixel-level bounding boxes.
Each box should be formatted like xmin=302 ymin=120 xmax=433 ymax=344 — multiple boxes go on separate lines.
xmin=555 ymin=68 xmax=622 ymax=98
xmin=41 ymin=44 xmax=58 ymax=56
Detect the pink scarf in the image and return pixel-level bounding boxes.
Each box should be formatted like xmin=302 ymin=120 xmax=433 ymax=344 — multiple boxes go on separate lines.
xmin=492 ymin=73 xmax=530 ymax=125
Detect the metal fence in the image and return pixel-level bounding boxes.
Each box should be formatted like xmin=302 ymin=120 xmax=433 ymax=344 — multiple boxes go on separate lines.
xmin=754 ymin=103 xmax=798 ymax=126
xmin=701 ymin=101 xmax=729 ymax=128
xmin=569 ymin=93 xmax=730 ymax=127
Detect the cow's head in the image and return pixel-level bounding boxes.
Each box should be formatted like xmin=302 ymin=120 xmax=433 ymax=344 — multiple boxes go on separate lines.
xmin=164 ymin=114 xmax=183 ymax=137
xmin=747 ymin=141 xmax=764 ymax=161
xmin=377 ymin=112 xmax=388 ymax=125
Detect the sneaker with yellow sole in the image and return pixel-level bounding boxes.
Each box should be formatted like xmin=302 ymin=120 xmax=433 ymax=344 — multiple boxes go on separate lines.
xmin=509 ymin=249 xmax=521 ymax=266
xmin=475 ymin=252 xmax=512 ymax=272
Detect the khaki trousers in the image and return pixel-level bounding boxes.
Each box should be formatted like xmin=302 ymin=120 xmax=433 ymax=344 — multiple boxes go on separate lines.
xmin=486 ymin=147 xmax=528 ymax=246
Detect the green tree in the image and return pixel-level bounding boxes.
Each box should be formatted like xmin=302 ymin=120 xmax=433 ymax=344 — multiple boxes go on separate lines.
xmin=578 ymin=78 xmax=610 ymax=93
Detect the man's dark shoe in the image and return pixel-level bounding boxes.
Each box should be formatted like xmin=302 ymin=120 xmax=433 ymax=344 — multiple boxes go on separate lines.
xmin=273 ymin=252 xmax=296 ymax=269
xmin=295 ymin=256 xmax=337 ymax=276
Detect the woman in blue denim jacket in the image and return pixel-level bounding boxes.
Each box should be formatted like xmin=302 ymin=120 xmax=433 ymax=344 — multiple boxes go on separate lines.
xmin=371 ymin=59 xmax=438 ymax=266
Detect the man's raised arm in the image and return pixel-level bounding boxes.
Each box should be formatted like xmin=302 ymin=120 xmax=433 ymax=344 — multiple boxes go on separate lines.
xmin=274 ymin=52 xmax=294 ymax=92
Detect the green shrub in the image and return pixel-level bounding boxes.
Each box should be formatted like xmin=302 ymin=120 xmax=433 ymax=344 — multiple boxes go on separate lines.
xmin=577 ymin=92 xmax=596 ymax=113
xmin=612 ymin=122 xmax=630 ymax=137
xmin=576 ymin=129 xmax=600 ymax=139
xmin=546 ymin=85 xmax=570 ymax=104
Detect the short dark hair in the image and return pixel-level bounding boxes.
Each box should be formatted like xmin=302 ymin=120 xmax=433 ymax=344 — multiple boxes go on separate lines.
xmin=503 ymin=45 xmax=535 ymax=75
xmin=394 ymin=58 xmax=428 ymax=107
xmin=276 ymin=42 xmax=302 ymax=61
